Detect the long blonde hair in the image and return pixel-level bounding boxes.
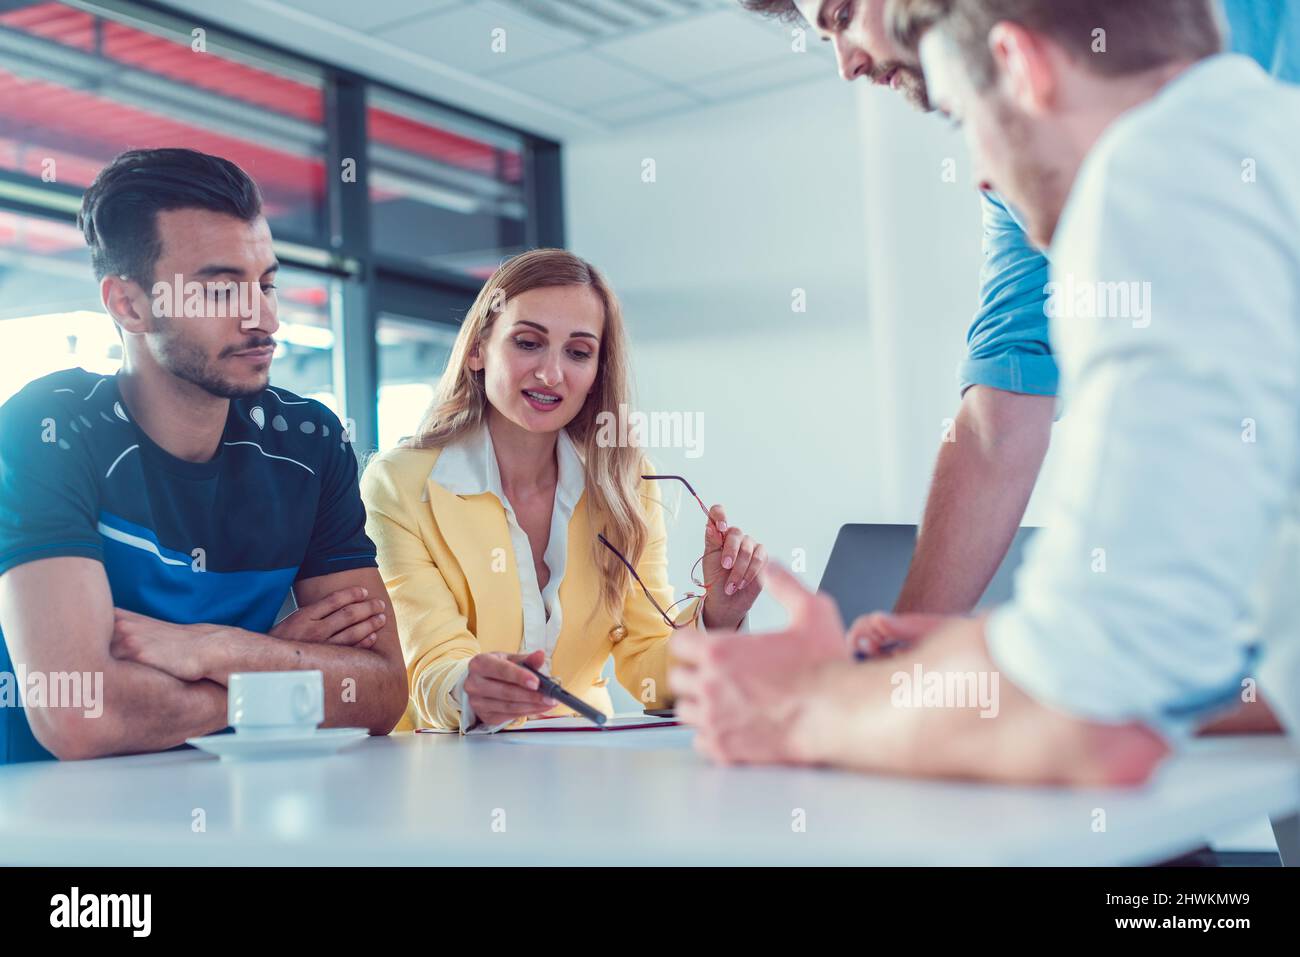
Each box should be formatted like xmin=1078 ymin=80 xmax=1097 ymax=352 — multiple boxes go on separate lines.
xmin=407 ymin=248 xmax=647 ymax=620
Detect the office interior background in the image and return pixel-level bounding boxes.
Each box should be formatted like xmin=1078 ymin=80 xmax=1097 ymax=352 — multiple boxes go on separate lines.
xmin=0 ymin=0 xmax=1069 ymax=703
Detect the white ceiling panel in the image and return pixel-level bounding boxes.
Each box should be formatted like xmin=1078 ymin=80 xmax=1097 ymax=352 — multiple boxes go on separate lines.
xmin=586 ymin=86 xmax=700 ymax=125
xmin=156 ymin=0 xmax=832 ymax=137
xmin=371 ymin=0 xmax=587 ymax=76
xmin=595 ymin=7 xmax=791 ymax=83
xmin=495 ymin=0 xmax=730 ymax=41
xmin=692 ymin=49 xmax=829 ymax=101
xmin=270 ymin=0 xmax=467 ymax=33
xmin=492 ymin=49 xmax=661 ymax=109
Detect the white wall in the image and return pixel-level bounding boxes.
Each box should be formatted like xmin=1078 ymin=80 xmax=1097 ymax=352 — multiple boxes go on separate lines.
xmin=566 ymin=74 xmax=1059 ymax=648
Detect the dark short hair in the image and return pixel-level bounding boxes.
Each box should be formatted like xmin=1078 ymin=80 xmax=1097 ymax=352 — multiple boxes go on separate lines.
xmin=77 ymin=148 xmax=263 ymax=286
xmin=888 ymin=0 xmax=1222 ymax=89
xmin=738 ymin=0 xmax=804 ymax=23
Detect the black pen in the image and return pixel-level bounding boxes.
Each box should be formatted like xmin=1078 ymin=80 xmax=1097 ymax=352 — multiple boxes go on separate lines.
xmin=518 ymin=661 xmax=608 ymax=728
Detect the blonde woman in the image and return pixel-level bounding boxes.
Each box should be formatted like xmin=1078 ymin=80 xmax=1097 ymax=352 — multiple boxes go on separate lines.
xmin=361 ymin=249 xmax=765 ymax=732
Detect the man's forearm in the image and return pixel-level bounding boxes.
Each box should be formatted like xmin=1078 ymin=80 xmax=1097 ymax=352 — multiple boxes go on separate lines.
xmin=195 ymin=628 xmax=406 ymax=733
xmin=894 ymin=389 xmax=1053 ymax=614
xmin=41 ymin=661 xmax=226 ymax=761
xmin=1197 ymin=697 xmax=1283 ymax=735
xmin=789 ymin=618 xmax=1167 ymax=785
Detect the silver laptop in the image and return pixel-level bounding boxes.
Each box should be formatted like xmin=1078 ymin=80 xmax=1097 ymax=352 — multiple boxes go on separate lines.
xmin=817 ymin=524 xmax=1037 ymax=623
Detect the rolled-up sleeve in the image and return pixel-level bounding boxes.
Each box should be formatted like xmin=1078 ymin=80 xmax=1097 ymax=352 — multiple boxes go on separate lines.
xmin=960 ymin=191 xmax=1059 ymax=397
xmin=985 ymin=105 xmax=1300 ymax=741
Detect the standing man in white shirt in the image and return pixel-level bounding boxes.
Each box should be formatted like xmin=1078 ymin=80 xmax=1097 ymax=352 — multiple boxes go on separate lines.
xmin=735 ymin=0 xmax=1297 ymax=623
xmin=670 ymin=0 xmax=1300 ymax=784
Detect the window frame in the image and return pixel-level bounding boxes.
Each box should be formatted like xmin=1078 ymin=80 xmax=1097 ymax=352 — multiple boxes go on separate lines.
xmin=0 ymin=0 xmax=565 ymax=451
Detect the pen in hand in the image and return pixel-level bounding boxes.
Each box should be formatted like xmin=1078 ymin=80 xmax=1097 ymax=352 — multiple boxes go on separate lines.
xmin=516 ymin=661 xmax=608 ymax=728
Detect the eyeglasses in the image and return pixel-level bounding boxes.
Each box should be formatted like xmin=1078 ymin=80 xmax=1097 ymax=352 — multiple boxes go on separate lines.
xmin=597 ymin=474 xmax=713 ymax=629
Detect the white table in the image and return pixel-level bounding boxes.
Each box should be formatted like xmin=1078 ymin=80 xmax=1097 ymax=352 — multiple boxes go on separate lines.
xmin=0 ymin=728 xmax=1296 ymax=865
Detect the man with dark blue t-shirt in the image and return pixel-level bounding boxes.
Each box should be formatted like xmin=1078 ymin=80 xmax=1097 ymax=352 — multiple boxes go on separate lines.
xmin=0 ymin=148 xmax=408 ymax=763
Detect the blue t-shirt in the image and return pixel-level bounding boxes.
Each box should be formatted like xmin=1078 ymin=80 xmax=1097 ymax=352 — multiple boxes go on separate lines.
xmin=960 ymin=0 xmax=1298 ymax=396
xmin=1224 ymin=0 xmax=1300 ymax=83
xmin=0 ymin=368 xmax=377 ymax=764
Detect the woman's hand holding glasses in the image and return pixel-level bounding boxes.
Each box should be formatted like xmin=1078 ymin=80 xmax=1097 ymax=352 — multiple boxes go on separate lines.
xmin=597 ymin=475 xmax=767 ymax=632
xmin=698 ymin=502 xmax=766 ymax=631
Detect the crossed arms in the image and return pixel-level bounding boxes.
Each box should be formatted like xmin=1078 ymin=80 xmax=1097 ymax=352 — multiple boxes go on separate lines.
xmin=0 ymin=556 xmax=408 ymax=760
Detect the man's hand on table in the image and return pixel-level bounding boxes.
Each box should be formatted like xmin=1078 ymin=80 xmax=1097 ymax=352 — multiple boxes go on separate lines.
xmin=846 ymin=610 xmax=956 ymax=659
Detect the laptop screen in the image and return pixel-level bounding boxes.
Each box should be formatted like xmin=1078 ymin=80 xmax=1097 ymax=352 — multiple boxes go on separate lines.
xmin=816 ymin=524 xmax=1037 ymax=623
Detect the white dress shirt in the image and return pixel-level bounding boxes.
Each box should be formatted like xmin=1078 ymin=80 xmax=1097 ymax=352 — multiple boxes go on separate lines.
xmin=985 ymin=55 xmax=1300 ymax=740
xmin=427 ymin=424 xmax=586 ymax=734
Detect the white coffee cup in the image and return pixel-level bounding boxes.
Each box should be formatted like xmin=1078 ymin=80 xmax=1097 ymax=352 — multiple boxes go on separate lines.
xmin=228 ymin=671 xmax=324 ymax=737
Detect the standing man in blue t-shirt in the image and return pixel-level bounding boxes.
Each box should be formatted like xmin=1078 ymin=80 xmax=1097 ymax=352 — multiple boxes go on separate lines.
xmin=739 ymin=0 xmax=1298 ymax=621
xmin=0 ymin=148 xmax=408 ymax=763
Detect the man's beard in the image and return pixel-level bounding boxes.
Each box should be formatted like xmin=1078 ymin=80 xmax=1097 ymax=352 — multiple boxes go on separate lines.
xmin=152 ymin=322 xmax=270 ymax=399
xmin=873 ymin=62 xmax=931 ymax=112
xmin=895 ymin=67 xmax=931 ymax=111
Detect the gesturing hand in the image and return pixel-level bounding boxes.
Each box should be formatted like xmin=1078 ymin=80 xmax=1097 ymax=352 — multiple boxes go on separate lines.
xmin=671 ymin=564 xmax=849 ymax=765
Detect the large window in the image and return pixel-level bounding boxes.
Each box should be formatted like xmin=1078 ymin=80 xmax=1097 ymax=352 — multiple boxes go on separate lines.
xmin=0 ymin=208 xmax=338 ymax=408
xmin=0 ymin=0 xmax=563 ymax=450
xmin=0 ymin=1 xmax=328 ymax=242
xmin=368 ymin=88 xmax=529 ymax=280
xmin=0 ymin=209 xmax=108 ymax=404
xmin=376 ymin=314 xmax=457 ymax=450
xmin=261 ymin=269 xmax=338 ymax=410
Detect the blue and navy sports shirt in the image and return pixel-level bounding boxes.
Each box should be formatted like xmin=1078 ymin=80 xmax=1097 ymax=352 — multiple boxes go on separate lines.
xmin=0 ymin=367 xmax=377 ymax=764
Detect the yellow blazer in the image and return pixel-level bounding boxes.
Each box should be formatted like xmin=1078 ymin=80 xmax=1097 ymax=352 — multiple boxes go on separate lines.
xmin=360 ymin=444 xmax=683 ymax=731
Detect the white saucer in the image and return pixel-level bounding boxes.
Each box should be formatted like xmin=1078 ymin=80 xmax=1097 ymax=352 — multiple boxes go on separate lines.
xmin=186 ymin=727 xmax=368 ymax=762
